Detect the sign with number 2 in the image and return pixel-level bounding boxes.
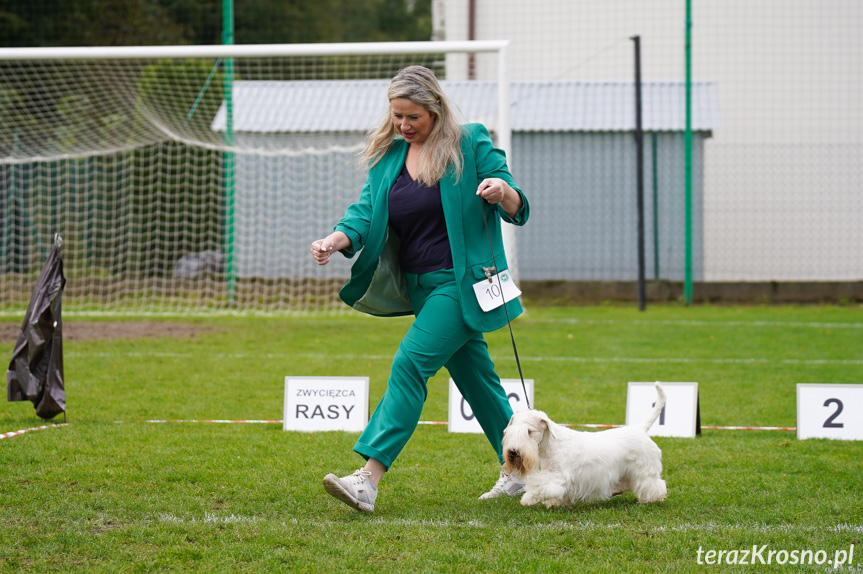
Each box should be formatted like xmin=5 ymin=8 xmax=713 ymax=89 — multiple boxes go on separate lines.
xmin=797 ymin=384 xmax=863 ymax=441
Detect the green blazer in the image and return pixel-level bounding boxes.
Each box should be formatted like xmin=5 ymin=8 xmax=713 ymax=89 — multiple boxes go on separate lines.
xmin=334 ymin=123 xmax=529 ymax=333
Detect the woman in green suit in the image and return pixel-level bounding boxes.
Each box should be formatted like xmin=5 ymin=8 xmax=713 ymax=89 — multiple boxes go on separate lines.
xmin=311 ymin=66 xmax=529 ymax=512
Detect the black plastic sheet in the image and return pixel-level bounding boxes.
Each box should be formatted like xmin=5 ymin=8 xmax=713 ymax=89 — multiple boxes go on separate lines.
xmin=6 ymin=234 xmax=66 ymax=420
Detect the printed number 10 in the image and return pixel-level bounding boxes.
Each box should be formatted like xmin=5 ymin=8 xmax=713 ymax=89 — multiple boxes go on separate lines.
xmin=485 ymin=284 xmax=502 ymax=299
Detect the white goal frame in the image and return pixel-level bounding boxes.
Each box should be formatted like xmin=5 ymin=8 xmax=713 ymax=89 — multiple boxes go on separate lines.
xmin=0 ymin=40 xmax=512 ymax=155
xmin=0 ymin=40 xmax=516 ymax=313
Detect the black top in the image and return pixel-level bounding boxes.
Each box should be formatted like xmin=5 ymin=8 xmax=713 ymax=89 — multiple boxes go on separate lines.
xmin=387 ymin=164 xmax=454 ymax=274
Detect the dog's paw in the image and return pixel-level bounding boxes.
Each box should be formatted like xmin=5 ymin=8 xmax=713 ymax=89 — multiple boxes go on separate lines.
xmin=544 ymin=498 xmax=565 ymax=509
xmin=637 ymin=492 xmax=667 ymax=504
xmin=634 ymin=479 xmax=667 ymax=503
xmin=520 ymin=493 xmax=539 ymax=507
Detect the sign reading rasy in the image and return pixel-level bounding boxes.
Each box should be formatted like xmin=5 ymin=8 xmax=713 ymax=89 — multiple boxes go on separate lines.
xmin=283 ymin=377 xmax=368 ymax=432
xmin=626 ymin=382 xmax=699 ymax=438
xmin=448 ymin=379 xmax=534 ymax=434
xmin=797 ymin=383 xmax=863 ymax=441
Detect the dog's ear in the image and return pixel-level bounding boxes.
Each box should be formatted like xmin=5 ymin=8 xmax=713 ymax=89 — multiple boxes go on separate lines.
xmin=538 ymin=413 xmax=559 ymax=440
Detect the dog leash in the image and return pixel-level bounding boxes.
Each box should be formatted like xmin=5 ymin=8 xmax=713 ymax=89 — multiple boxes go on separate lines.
xmin=481 ymin=200 xmax=532 ymax=410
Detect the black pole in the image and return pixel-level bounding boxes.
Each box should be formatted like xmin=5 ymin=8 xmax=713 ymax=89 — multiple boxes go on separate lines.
xmin=632 ymin=35 xmax=646 ymax=311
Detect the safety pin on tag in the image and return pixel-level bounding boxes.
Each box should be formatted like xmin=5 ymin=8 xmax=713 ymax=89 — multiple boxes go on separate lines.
xmin=473 ymin=269 xmax=522 ymax=312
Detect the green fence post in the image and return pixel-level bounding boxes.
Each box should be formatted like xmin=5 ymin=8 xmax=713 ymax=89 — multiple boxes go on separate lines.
xmin=652 ymin=132 xmax=660 ymax=281
xmin=222 ymin=0 xmax=236 ymax=303
xmin=684 ymin=0 xmax=694 ymax=305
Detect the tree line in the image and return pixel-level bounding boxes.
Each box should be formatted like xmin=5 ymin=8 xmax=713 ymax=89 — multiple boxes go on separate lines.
xmin=0 ymin=0 xmax=432 ymax=47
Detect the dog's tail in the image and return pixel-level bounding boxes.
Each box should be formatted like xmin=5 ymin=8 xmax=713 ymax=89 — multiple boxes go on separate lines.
xmin=640 ymin=382 xmax=666 ymax=432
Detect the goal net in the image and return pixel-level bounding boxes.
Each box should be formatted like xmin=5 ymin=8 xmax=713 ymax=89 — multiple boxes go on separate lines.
xmin=0 ymin=42 xmax=511 ymax=313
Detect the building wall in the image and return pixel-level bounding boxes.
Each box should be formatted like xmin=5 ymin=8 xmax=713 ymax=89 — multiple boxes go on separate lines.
xmin=232 ymin=133 xmax=364 ymax=280
xmin=230 ymin=131 xmax=704 ymax=284
xmin=436 ymin=0 xmax=863 ymax=281
xmin=513 ymin=131 xmax=704 ymax=282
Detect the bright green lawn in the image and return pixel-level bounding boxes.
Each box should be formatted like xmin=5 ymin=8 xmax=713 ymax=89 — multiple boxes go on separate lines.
xmin=1 ymin=304 xmax=862 ymax=573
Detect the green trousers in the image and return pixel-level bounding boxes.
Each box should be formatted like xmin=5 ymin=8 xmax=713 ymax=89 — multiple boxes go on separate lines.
xmin=354 ymin=268 xmax=513 ymax=469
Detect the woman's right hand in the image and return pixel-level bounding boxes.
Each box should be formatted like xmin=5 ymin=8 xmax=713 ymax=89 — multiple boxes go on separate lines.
xmin=310 ymin=231 xmax=349 ymax=266
xmin=311 ymin=238 xmax=335 ymax=265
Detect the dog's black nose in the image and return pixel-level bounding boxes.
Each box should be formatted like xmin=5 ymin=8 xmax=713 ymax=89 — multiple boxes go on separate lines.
xmin=508 ymin=449 xmax=519 ymax=458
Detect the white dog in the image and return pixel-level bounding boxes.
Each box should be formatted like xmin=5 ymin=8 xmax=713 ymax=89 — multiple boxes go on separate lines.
xmin=502 ymin=383 xmax=668 ymax=508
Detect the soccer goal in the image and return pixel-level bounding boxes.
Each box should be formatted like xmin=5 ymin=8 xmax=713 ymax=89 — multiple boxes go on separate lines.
xmin=0 ymin=41 xmax=514 ymax=313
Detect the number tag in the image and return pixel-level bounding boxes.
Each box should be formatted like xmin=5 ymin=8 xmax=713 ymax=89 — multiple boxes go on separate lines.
xmin=472 ymin=270 xmax=522 ymax=312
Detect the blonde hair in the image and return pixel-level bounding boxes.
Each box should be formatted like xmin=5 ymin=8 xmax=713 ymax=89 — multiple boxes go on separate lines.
xmin=358 ymin=66 xmax=463 ymax=186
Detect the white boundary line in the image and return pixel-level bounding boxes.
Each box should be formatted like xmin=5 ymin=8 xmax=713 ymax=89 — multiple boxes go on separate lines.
xmin=528 ymin=318 xmax=863 ymax=329
xmin=0 ymin=419 xmax=801 ymax=440
xmin=152 ymin=514 xmax=862 ymax=534
xmin=113 ymin=419 xmax=797 ymax=431
xmin=0 ymin=309 xmax=343 ymax=318
xmin=63 ymin=350 xmax=863 ymax=366
xmin=4 ymin=312 xmax=859 ymax=328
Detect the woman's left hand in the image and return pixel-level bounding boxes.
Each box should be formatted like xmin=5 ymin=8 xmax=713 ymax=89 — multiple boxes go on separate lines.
xmin=476 ymin=178 xmax=508 ymax=204
xmin=477 ymin=178 xmax=523 ymax=217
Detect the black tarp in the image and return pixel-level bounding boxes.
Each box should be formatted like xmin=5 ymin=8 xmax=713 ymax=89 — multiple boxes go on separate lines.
xmin=6 ymin=234 xmax=66 ymax=420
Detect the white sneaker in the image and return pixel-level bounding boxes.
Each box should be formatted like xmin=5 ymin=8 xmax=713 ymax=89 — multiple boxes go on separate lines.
xmin=323 ymin=469 xmax=377 ymax=512
xmin=479 ymin=469 xmax=526 ymax=500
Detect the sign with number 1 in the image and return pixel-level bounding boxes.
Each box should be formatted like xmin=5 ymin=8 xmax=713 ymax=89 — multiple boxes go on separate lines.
xmin=626 ymin=382 xmax=700 ymax=438
xmin=797 ymin=384 xmax=863 ymax=441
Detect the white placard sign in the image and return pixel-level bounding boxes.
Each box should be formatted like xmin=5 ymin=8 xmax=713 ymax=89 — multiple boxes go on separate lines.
xmin=448 ymin=378 xmax=534 ymax=434
xmin=797 ymin=384 xmax=863 ymax=441
xmin=283 ymin=377 xmax=369 ymax=432
xmin=626 ymin=382 xmax=699 ymax=438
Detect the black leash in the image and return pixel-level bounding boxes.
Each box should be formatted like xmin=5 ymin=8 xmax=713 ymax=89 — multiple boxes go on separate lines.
xmin=481 ymin=200 xmax=531 ymax=410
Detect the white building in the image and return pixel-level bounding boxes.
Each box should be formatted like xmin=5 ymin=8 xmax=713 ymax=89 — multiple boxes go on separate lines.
xmin=434 ymin=0 xmax=862 ymax=283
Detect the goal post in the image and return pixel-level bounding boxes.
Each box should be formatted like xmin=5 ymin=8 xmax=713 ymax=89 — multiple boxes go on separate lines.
xmin=0 ymin=41 xmax=514 ymax=314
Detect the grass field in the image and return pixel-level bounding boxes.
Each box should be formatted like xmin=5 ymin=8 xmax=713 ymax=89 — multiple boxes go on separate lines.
xmin=1 ymin=304 xmax=862 ymax=573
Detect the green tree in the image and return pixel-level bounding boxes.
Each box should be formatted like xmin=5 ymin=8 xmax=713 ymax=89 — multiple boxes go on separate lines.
xmin=229 ymin=0 xmax=431 ymax=45
xmin=0 ymin=0 xmax=189 ymax=47
xmin=0 ymin=0 xmax=432 ymax=47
